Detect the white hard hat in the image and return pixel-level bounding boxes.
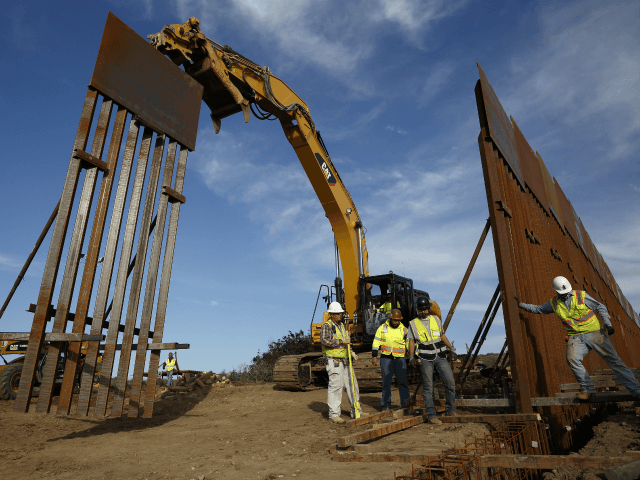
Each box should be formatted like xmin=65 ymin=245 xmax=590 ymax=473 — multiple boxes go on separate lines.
xmin=327 ymin=302 xmax=345 ymax=313
xmin=552 ymin=276 xmax=572 ymax=294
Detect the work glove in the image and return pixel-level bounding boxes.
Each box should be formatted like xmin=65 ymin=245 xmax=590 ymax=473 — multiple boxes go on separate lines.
xmin=409 ymin=357 xmax=417 ymax=368
xmin=606 ymin=325 xmax=615 ymax=336
xmin=449 ymin=347 xmax=457 ymax=356
xmin=351 ymin=351 xmax=358 ymax=361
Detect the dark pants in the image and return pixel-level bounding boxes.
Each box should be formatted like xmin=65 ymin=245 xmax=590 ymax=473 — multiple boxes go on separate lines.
xmin=380 ymin=357 xmax=410 ymax=409
xmin=420 ymin=355 xmax=456 ymax=417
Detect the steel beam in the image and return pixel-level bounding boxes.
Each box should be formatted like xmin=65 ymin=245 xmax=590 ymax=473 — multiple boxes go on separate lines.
xmin=14 ymin=88 xmax=98 ymax=413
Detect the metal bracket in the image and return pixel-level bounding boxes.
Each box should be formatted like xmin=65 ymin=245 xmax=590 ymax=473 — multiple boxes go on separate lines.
xmin=496 ymin=200 xmax=512 ymax=218
xmin=73 ymin=149 xmax=109 ymax=174
xmin=525 ymin=229 xmax=540 ymax=245
xmin=162 ymin=185 xmax=186 ymax=204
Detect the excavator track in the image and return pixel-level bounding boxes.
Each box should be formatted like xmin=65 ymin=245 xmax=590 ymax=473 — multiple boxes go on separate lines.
xmin=273 ymin=351 xmax=422 ymax=391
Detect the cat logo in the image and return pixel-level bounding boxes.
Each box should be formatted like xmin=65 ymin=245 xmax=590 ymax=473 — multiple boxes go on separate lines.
xmin=315 ymin=153 xmax=336 ymax=186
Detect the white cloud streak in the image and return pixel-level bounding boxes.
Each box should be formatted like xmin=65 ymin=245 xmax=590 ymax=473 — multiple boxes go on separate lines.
xmin=504 ymin=2 xmax=640 ymax=162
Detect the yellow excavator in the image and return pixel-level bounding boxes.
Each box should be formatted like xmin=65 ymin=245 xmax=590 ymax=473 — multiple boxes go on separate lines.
xmin=148 ymin=17 xmax=441 ymax=390
xmin=0 ymin=340 xmax=101 ymax=400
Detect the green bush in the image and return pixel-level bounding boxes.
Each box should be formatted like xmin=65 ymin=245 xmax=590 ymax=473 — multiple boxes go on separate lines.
xmin=229 ymin=330 xmax=314 ymax=383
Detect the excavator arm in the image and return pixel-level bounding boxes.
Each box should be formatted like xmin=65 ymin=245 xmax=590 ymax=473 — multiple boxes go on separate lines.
xmin=148 ymin=18 xmax=369 ymax=317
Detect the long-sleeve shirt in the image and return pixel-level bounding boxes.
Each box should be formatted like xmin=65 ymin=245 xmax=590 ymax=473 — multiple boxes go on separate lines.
xmin=519 ymin=291 xmax=611 ymax=327
xmin=320 ymin=320 xmax=349 ymax=349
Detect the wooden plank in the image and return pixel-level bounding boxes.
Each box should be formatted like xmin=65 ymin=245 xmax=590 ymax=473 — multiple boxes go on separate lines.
xmin=73 ymin=148 xmax=109 ymax=173
xmin=0 ymin=333 xmax=103 ymax=342
xmin=477 ymin=454 xmax=635 ymax=469
xmin=76 ymin=115 xmax=140 ymax=416
xmin=337 ymin=416 xmax=424 ymax=448
xmin=531 ymin=394 xmax=636 ymax=406
xmin=345 ymin=410 xmax=394 ymax=428
xmin=26 ymin=304 xmax=154 ymax=338
xmin=195 ymin=379 xmax=205 ymax=388
xmin=332 ymin=451 xmax=440 ymax=463
xmin=14 ymin=88 xmax=98 ymax=414
xmin=439 ymin=413 xmax=541 ymax=424
xmin=147 ymin=343 xmax=189 ymax=350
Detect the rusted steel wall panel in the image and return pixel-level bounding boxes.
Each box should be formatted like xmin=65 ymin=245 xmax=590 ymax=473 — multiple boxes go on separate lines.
xmin=512 ymin=118 xmax=549 ymax=215
xmin=475 ymin=65 xmax=640 ymax=407
xmin=90 ymin=12 xmax=203 ymax=151
xmin=537 ymin=152 xmax=564 ymax=230
xmin=477 ymin=63 xmax=525 ymax=188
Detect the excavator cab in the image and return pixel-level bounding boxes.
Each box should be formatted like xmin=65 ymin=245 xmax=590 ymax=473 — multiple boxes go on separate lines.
xmin=359 ymin=273 xmax=418 ymax=336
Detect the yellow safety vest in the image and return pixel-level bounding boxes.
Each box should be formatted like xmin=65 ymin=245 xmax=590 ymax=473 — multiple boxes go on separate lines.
xmin=372 ymin=320 xmax=408 ymax=357
xmin=377 ymin=301 xmax=400 ymax=314
xmin=551 ymin=290 xmax=601 ymax=335
xmin=166 ymin=358 xmax=176 ymax=371
xmin=322 ymin=320 xmax=348 ymax=359
xmin=409 ymin=315 xmax=448 ymax=359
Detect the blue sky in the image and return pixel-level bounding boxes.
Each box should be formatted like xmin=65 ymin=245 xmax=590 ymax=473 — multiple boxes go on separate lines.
xmin=1 ymin=0 xmax=639 ymax=374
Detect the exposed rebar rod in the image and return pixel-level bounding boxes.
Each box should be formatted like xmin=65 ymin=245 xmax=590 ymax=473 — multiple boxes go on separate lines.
xmin=0 ymin=200 xmax=60 ymax=320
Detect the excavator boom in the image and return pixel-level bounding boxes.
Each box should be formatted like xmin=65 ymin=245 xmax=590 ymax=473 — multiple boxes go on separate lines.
xmin=149 ymin=18 xmax=369 ymax=318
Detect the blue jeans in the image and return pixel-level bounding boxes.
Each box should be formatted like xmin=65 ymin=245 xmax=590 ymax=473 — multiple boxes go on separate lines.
xmin=380 ymin=357 xmax=410 ymax=409
xmin=167 ymin=369 xmax=174 ymax=386
xmin=567 ymin=328 xmax=640 ymax=394
xmin=420 ymin=355 xmax=456 ymax=417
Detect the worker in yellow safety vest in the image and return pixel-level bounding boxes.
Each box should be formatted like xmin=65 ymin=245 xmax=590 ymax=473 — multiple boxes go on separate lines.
xmin=320 ymin=302 xmax=369 ymax=423
xmin=377 ymin=293 xmax=400 ymax=315
xmin=408 ymin=295 xmax=456 ymax=424
xmin=371 ymin=309 xmax=410 ymax=410
xmin=516 ymin=275 xmax=640 ymax=401
xmin=161 ymin=352 xmax=179 ymax=386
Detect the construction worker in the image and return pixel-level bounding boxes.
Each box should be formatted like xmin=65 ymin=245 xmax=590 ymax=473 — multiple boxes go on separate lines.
xmin=321 ymin=301 xmax=368 ymax=423
xmin=516 ymin=276 xmax=640 ymax=401
xmin=161 ymin=352 xmax=179 ymax=386
xmin=372 ymin=309 xmax=410 ymax=410
xmin=377 ymin=293 xmax=400 ymax=315
xmin=408 ymin=295 xmax=456 ymax=424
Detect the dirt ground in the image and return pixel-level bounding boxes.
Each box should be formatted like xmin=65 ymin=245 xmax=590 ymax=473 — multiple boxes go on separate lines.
xmin=2 ymin=385 xmax=639 ymax=480
xmin=0 ymin=383 xmax=489 ymax=480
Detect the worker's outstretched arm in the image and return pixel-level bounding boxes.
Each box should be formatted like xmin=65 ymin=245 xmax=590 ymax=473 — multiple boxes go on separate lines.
xmin=516 ymin=298 xmax=554 ymax=315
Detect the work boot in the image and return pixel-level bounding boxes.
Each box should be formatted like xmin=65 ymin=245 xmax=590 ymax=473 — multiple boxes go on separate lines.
xmin=428 ymin=417 xmax=442 ymax=425
xmin=576 ymin=392 xmax=591 ymax=401
xmin=330 ymin=416 xmax=345 ymax=424
xmin=352 ymin=412 xmax=370 ymax=419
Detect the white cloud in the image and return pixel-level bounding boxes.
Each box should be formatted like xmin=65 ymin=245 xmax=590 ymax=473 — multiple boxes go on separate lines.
xmin=210 ymin=300 xmax=219 ymax=306
xmin=631 ymin=184 xmax=640 ymax=193
xmin=372 ymin=0 xmax=469 ymax=37
xmin=504 ymin=2 xmax=640 ymax=162
xmin=0 ymin=253 xmax=21 ymax=269
xmin=386 ymin=125 xmax=409 ymax=135
xmin=171 ymin=0 xmax=470 ymax=96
